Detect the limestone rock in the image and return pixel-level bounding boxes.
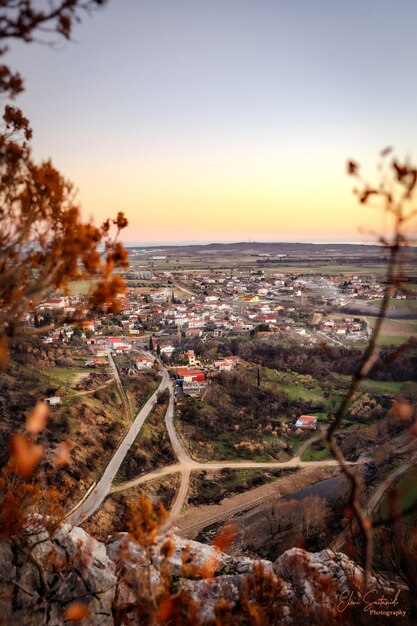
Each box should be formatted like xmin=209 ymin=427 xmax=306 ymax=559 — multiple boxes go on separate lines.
xmin=0 ymin=526 xmax=408 ymax=625
xmin=0 ymin=523 xmax=116 ymax=626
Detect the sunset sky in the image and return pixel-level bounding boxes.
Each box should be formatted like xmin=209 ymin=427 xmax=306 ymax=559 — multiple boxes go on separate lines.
xmin=9 ymin=0 xmax=417 ymax=244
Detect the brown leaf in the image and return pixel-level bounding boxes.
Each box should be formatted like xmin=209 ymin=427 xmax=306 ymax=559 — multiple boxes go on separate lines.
xmin=26 ymin=400 xmax=49 ymax=435
xmin=380 ymin=146 xmax=393 ymax=157
xmin=160 ymin=536 xmax=175 ymax=559
xmin=64 ymin=602 xmax=89 ymax=621
xmin=212 ymin=522 xmax=237 ymax=552
xmin=10 ymin=433 xmax=43 ymax=478
xmin=156 ymin=597 xmax=175 ymax=622
xmin=0 ymin=335 xmax=9 ymax=372
xmin=393 ymin=160 xmax=408 ymax=181
xmin=391 ymin=400 xmax=413 ymax=421
xmin=359 ymin=189 xmax=377 ymax=204
xmin=347 ymin=160 xmax=359 ymax=175
xmin=54 ymin=441 xmax=73 ymax=467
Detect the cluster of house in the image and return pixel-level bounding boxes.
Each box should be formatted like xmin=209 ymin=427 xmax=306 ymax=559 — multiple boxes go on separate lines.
xmin=135 ymin=349 xmax=241 ymax=396
xmin=35 ymin=259 xmax=415 ymax=357
xmin=320 ymin=317 xmax=368 ymax=340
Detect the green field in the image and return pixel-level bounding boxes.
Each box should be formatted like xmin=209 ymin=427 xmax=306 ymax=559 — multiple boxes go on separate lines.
xmin=377 ymin=467 xmax=417 ymax=522
xmin=68 ymin=280 xmax=93 ymax=295
xmin=300 ymin=440 xmax=332 ymax=461
xmin=367 ymin=298 xmax=417 ymax=312
xmin=365 ymin=316 xmax=417 ymax=346
xmin=262 ymin=367 xmax=345 ymax=416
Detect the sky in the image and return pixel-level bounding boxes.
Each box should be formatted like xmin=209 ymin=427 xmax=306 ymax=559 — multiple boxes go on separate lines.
xmin=8 ymin=0 xmax=417 ymax=244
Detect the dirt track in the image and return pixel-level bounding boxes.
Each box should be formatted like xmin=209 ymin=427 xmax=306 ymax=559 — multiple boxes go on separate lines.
xmin=172 ymin=466 xmax=340 ymax=539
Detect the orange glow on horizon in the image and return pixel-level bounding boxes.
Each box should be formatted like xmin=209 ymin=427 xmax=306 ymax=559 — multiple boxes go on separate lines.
xmin=72 ymin=150 xmax=389 ymax=244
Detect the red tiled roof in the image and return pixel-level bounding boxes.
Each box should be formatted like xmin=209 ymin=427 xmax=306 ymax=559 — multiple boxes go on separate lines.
xmin=297 ymin=415 xmax=317 ymax=424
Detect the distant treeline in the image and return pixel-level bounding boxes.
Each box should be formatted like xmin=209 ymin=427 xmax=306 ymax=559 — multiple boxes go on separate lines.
xmin=256 ymin=256 xmax=390 ymax=266
xmin=231 ymin=339 xmax=417 ymax=383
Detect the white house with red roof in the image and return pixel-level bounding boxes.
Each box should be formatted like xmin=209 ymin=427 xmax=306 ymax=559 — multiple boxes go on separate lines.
xmin=39 ymin=296 xmax=69 ymax=310
xmin=106 ymin=337 xmax=128 ymax=350
xmin=295 ymin=415 xmax=318 ymax=430
xmin=214 ymin=360 xmax=233 ymax=372
xmin=136 ymin=355 xmax=155 ymax=370
xmin=224 ymin=356 xmax=240 ymax=365
xmin=160 ymin=345 xmax=175 ymax=358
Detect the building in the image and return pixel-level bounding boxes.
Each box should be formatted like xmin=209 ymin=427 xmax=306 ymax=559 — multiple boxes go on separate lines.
xmin=136 ymin=356 xmax=155 ymax=370
xmin=39 ymin=296 xmax=69 ymax=310
xmin=295 ymin=415 xmax=318 ymax=430
xmin=176 ymin=368 xmax=206 ymax=383
xmin=160 ymin=345 xmax=175 ymax=358
xmin=214 ymin=360 xmax=233 ymax=372
xmin=182 ymin=380 xmax=207 ymax=396
xmin=44 ymin=396 xmax=62 ymax=406
xmin=184 ymin=350 xmax=201 ymax=367
xmin=105 ymin=337 xmax=128 ymax=350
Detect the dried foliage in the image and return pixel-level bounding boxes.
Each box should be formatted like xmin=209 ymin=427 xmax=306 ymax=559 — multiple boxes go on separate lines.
xmin=0 ymin=3 xmax=416 ymax=622
xmin=323 ymin=150 xmax=417 ymax=591
xmin=0 ymin=462 xmax=63 ymax=541
xmin=0 ymin=0 xmax=127 ymax=372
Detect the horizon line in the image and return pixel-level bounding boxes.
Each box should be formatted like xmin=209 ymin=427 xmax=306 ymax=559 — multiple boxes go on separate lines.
xmin=123 ymin=239 xmax=393 ymax=248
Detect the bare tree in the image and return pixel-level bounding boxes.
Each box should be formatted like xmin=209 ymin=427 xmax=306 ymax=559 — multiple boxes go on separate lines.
xmin=325 ymin=148 xmax=417 ymax=589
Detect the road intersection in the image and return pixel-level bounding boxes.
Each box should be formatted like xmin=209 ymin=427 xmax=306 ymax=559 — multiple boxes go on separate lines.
xmin=67 ymin=351 xmax=342 ymax=532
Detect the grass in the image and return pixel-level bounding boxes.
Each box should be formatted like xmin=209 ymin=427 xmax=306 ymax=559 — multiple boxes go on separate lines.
xmin=300 ymin=440 xmax=332 ymax=461
xmin=360 ymin=379 xmax=404 ymax=396
xmin=48 ymin=366 xmax=88 ymax=386
xmin=368 ymin=298 xmax=417 ymax=311
xmin=83 ymin=474 xmax=180 ymax=541
xmin=188 ymin=468 xmax=298 ymax=506
xmin=377 ymin=466 xmax=417 ymax=522
xmin=365 ymin=316 xmax=417 ymax=346
xmin=67 ymin=280 xmax=93 ymax=295
xmin=262 ymin=367 xmax=344 ymax=413
xmin=333 ymin=371 xmax=417 ymax=399
xmin=114 ymin=395 xmax=174 ymax=484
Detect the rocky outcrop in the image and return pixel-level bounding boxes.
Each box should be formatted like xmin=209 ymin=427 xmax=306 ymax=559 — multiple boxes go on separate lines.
xmin=0 ymin=525 xmax=408 ymax=625
xmin=0 ymin=524 xmax=116 ymax=626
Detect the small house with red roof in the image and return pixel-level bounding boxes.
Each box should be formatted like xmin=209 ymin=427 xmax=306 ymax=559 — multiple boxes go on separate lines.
xmin=176 ymin=368 xmax=206 ymax=383
xmin=295 ymin=415 xmax=318 ymax=430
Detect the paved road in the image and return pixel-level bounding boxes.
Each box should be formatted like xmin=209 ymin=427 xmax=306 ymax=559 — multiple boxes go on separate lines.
xmin=65 ymin=351 xmax=354 ymax=533
xmin=107 ymin=348 xmax=123 ymax=386
xmin=111 ymin=463 xmax=182 ymax=493
xmin=67 ymin=356 xmax=170 ymax=526
xmin=164 ymin=383 xmax=194 ymax=464
xmin=161 ymin=381 xmax=195 ymax=526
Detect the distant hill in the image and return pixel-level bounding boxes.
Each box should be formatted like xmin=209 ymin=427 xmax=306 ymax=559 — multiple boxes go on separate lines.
xmin=127 ymin=241 xmax=405 ymax=258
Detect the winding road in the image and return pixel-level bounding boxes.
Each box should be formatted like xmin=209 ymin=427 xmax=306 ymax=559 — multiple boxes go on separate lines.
xmin=66 ymin=354 xmax=348 ymax=534
xmin=67 ymin=352 xmax=170 ymax=525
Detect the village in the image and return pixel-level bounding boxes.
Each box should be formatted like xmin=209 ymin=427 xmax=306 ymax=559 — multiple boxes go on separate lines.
xmin=34 ymin=261 xmax=397 ymax=368
xmin=29 ymin=259 xmax=414 ymax=441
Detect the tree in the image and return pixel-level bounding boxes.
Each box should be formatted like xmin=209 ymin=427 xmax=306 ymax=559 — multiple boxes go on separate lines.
xmin=0 ymin=0 xmax=128 ymax=371
xmin=325 ymin=149 xmax=417 ymax=591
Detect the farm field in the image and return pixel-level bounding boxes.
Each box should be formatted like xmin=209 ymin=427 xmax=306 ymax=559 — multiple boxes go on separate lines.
xmin=68 ymin=280 xmax=94 ymax=295
xmin=366 ymin=316 xmax=417 ymax=346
